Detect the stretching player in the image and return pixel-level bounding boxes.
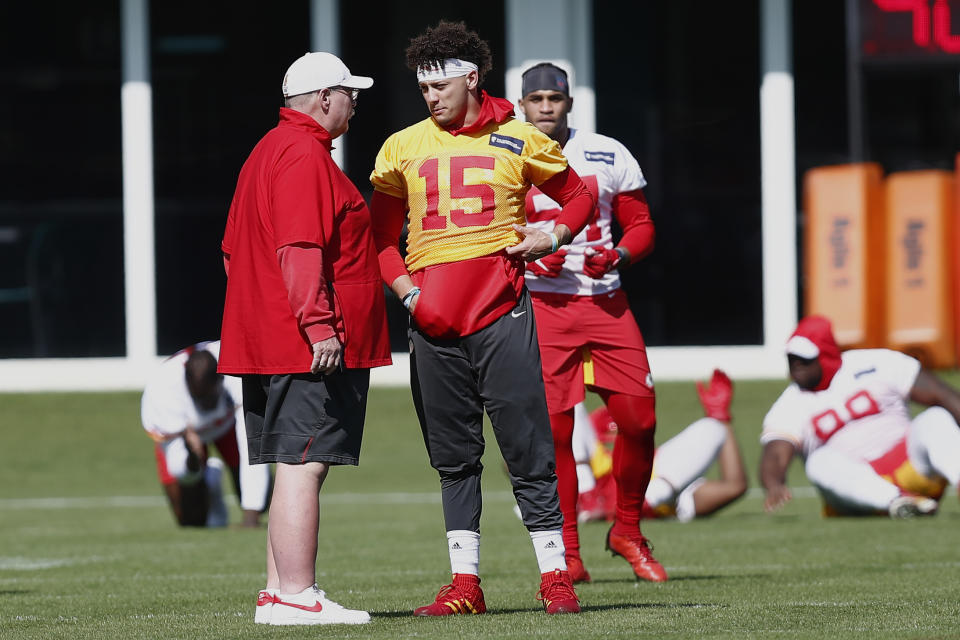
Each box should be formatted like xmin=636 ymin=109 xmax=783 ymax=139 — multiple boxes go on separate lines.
xmin=141 ymin=340 xmax=271 ymax=528
xmin=761 ymin=315 xmax=960 ymax=518
xmin=516 ymin=62 xmax=662 ymax=583
xmin=370 ymin=23 xmax=593 ymax=615
xmin=576 ymin=370 xmax=747 ymax=526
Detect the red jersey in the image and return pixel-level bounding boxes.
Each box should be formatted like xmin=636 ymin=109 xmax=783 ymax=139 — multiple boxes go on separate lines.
xmin=220 ymin=108 xmax=391 ymax=373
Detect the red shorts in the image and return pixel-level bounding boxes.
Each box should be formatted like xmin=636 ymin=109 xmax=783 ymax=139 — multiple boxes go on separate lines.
xmin=531 ymin=288 xmax=653 ymax=414
xmin=869 ymin=439 xmax=946 ymax=500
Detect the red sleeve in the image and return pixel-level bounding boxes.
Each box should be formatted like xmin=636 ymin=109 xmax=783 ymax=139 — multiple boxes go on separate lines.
xmin=370 ymin=189 xmax=410 ymax=285
xmin=537 ymin=167 xmax=594 ymax=238
xmin=276 ymin=243 xmax=336 ymax=344
xmin=270 ymin=148 xmax=333 ymax=248
xmin=612 ymin=189 xmax=655 ymax=263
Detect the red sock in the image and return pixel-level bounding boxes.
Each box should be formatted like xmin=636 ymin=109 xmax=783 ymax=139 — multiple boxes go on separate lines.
xmin=453 ymin=573 xmax=480 ymax=588
xmin=603 ymin=392 xmax=656 ymax=537
xmin=549 ymin=409 xmax=580 ymax=556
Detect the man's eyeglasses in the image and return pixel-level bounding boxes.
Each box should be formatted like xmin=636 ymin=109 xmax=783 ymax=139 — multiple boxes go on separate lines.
xmin=329 ymin=86 xmax=359 ymax=101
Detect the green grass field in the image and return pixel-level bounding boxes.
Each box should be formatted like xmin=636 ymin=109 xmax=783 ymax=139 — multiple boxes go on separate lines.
xmin=2 ymin=376 xmax=960 ymax=639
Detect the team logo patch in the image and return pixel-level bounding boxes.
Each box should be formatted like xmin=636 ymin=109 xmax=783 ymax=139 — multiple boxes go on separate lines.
xmin=584 ymin=150 xmax=615 ymax=165
xmin=489 ymin=133 xmax=524 ymax=155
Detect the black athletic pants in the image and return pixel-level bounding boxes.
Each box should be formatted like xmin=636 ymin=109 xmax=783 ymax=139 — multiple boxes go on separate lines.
xmin=409 ymin=288 xmax=563 ymax=532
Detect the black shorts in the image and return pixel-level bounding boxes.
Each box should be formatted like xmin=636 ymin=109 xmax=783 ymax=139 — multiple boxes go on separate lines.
xmin=241 ymin=368 xmax=370 ymax=466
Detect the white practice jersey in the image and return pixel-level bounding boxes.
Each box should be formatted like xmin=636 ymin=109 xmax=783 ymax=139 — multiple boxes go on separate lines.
xmin=760 ymin=349 xmax=921 ymax=461
xmin=524 ymin=129 xmax=647 ymax=296
xmin=141 ymin=340 xmax=240 ymax=444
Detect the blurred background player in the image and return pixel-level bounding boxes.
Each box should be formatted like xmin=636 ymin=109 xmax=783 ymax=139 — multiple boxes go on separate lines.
xmin=576 ymin=370 xmax=747 ymax=529
xmin=760 ymin=315 xmax=960 ymax=518
xmin=141 ymin=340 xmax=271 ymax=528
xmin=516 ymin=62 xmax=662 ymax=584
xmin=370 ymin=22 xmax=593 ymax=616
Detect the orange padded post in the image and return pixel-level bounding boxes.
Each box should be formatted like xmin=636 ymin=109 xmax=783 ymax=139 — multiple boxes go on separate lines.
xmin=955 ymin=153 xmax=960 ymax=365
xmin=803 ymin=163 xmax=885 ymax=348
xmin=885 ymin=170 xmax=955 ymax=368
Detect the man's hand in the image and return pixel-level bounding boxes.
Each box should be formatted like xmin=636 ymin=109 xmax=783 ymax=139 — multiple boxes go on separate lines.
xmin=505 ymin=224 xmax=555 ymax=262
xmin=527 ymin=250 xmax=566 ymax=278
xmin=311 ymin=335 xmax=342 ymax=375
xmin=183 ymin=427 xmax=205 ymax=473
xmin=764 ymin=485 xmax=793 ymax=513
xmin=582 ymin=247 xmax=624 ymax=278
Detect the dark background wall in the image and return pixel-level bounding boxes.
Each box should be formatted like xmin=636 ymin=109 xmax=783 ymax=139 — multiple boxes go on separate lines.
xmin=1 ymin=1 xmax=957 ymax=358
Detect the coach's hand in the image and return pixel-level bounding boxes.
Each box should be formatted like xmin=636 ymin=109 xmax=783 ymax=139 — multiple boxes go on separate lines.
xmin=311 ymin=335 xmax=342 ymax=375
xmin=527 ymin=249 xmax=566 ymax=278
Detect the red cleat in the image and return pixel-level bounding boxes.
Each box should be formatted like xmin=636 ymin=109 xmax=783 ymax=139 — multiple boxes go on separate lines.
xmin=606 ymin=528 xmax=668 ymax=582
xmin=413 ymin=574 xmax=486 ymax=616
xmin=536 ymin=569 xmax=580 ymax=614
xmin=566 ymin=554 xmax=592 ymax=584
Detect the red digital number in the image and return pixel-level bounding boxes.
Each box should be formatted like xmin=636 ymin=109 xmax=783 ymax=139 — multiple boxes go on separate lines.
xmin=933 ymin=0 xmax=960 ymax=53
xmin=874 ymin=0 xmax=931 ymax=46
xmin=873 ymin=0 xmax=960 ymax=52
xmin=810 ymin=389 xmax=881 ymax=442
xmin=419 ymin=156 xmax=496 ymax=230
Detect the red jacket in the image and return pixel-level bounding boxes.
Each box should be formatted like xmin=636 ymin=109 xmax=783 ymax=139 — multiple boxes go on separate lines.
xmin=220 ymin=108 xmax=391 ymax=373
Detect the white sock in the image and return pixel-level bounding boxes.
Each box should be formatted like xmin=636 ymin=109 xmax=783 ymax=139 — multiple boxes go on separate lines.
xmin=530 ymin=530 xmax=566 ymax=573
xmin=204 ymin=458 xmax=228 ymax=528
xmin=447 ymin=530 xmax=480 ymax=576
xmin=576 ymin=463 xmax=596 ymax=493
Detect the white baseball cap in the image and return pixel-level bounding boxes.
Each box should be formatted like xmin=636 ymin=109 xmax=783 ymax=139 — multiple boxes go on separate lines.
xmin=281 ymin=52 xmax=374 ymax=98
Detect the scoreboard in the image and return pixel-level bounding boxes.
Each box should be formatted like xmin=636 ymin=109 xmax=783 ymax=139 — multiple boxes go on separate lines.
xmin=860 ymin=0 xmax=960 ymax=59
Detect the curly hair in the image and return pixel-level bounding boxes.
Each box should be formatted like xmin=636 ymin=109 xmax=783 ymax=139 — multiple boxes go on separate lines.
xmin=405 ymin=20 xmax=493 ymax=84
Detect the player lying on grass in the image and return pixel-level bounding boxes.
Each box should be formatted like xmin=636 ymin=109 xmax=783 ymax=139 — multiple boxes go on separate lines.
xmin=760 ymin=315 xmax=960 ymax=518
xmin=575 ymin=370 xmax=747 ymax=533
xmin=140 ymin=340 xmax=271 ymax=528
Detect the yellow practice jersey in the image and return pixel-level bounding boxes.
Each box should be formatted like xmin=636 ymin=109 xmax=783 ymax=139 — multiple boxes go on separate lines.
xmin=371 ymin=116 xmax=567 ymax=272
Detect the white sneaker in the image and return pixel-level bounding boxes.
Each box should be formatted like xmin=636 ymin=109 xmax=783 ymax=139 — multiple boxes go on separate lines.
xmin=270 ymin=584 xmax=370 ymax=625
xmin=254 ymin=589 xmax=276 ymax=624
xmin=888 ymin=495 xmax=938 ymax=519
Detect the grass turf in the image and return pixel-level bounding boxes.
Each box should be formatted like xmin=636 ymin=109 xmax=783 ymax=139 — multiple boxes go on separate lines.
xmin=2 ymin=375 xmax=960 ymax=638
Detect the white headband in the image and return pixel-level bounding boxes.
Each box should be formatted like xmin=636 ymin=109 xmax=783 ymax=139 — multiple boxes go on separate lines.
xmin=416 ymin=58 xmax=478 ymax=83
xmin=785 ymin=335 xmax=820 ymax=359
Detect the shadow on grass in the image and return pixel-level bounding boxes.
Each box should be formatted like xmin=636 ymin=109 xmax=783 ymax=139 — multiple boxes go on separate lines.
xmin=369 ymin=602 xmax=726 ymax=617
xmin=0 ymin=590 xmax=31 ymax=595
xmin=587 ymin=573 xmax=766 ymax=584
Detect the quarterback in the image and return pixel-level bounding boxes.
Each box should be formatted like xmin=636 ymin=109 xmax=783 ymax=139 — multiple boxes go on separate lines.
xmin=370 ymin=22 xmax=593 ymax=616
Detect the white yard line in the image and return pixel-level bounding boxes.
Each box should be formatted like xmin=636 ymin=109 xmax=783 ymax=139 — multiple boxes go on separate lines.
xmin=0 ymin=487 xmax=819 ymax=510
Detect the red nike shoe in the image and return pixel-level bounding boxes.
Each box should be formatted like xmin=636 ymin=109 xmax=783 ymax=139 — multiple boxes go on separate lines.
xmin=413 ymin=574 xmax=486 ymax=616
xmin=537 ymin=569 xmax=580 ymax=614
xmin=606 ymin=528 xmax=668 ymax=582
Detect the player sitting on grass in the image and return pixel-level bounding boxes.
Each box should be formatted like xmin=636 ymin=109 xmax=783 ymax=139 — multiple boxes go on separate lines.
xmin=761 ymin=315 xmax=960 ymax=518
xmin=576 ymin=370 xmax=747 ymax=531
